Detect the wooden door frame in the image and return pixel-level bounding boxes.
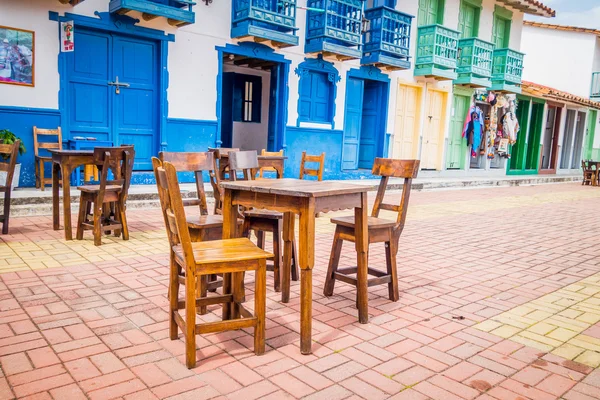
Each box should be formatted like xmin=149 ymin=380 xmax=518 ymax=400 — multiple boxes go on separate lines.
xmin=51 ymin=12 xmax=172 ymax=152
xmin=539 ymin=105 xmax=561 ymax=174
xmin=393 ymin=81 xmax=424 ymax=159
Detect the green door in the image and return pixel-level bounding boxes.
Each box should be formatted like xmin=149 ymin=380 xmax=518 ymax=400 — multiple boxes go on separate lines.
xmin=492 ymin=16 xmax=510 ymax=48
xmin=446 ymin=94 xmax=468 ymax=169
xmin=584 ymin=110 xmax=597 ymax=160
xmin=525 ymin=102 xmax=544 ymax=171
xmin=509 ymin=99 xmax=529 ymax=172
xmin=458 ymin=1 xmax=478 ymax=39
xmin=418 ymin=0 xmax=442 ymax=26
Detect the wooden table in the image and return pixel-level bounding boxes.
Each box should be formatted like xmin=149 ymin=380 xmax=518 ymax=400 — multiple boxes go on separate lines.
xmin=49 ymin=149 xmax=95 ymax=240
xmin=220 ymin=178 xmax=369 ymax=354
xmin=218 ymin=154 xmax=286 ymax=180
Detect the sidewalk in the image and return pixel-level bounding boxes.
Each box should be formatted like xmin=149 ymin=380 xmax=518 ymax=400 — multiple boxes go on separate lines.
xmin=5 ymin=173 xmax=582 ymax=217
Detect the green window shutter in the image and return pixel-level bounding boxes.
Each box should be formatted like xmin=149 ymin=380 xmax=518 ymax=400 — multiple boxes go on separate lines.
xmin=458 ymin=1 xmax=478 ymax=38
xmin=492 ymin=5 xmax=512 ymax=48
xmin=418 ymin=0 xmax=444 ymax=26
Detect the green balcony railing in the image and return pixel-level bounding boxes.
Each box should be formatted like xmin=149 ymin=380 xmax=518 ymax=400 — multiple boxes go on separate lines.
xmin=455 ymin=38 xmax=494 ymax=87
xmin=591 ymin=72 xmax=600 ymax=99
xmin=414 ymin=24 xmax=460 ymax=80
xmin=491 ymin=48 xmax=524 ymax=93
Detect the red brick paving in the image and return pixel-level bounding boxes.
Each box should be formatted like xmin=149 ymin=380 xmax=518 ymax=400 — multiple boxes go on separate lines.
xmin=0 ymin=183 xmax=598 ymax=399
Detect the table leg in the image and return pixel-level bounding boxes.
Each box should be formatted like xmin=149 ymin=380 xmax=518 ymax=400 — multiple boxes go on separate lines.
xmin=61 ymin=165 xmax=74 ymax=240
xmin=52 ymin=162 xmax=60 ymax=231
xmin=222 ymin=189 xmax=238 ymax=320
xmin=355 ymin=192 xmax=369 ymax=324
xmin=299 ymin=199 xmax=315 ymax=355
xmin=281 ymin=211 xmax=294 ymax=303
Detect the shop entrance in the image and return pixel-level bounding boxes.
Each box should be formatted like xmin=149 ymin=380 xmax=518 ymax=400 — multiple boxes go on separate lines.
xmin=446 ymin=93 xmax=469 ymax=170
xmin=509 ymin=99 xmax=543 ymax=174
xmin=560 ymin=110 xmax=586 ymax=169
xmin=584 ymin=110 xmax=597 ymax=160
xmin=540 ymin=105 xmax=561 ymax=173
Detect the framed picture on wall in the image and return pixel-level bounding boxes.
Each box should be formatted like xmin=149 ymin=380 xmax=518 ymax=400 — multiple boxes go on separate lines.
xmin=0 ymin=26 xmax=34 ymax=87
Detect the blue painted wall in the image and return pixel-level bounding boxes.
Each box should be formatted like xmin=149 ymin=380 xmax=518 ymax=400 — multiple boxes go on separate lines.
xmin=284 ymin=126 xmax=379 ymax=180
xmin=0 ymin=106 xmax=61 ymax=187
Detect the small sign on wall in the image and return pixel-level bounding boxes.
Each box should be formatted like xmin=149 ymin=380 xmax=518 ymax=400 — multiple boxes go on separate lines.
xmin=61 ymin=21 xmax=74 ymax=52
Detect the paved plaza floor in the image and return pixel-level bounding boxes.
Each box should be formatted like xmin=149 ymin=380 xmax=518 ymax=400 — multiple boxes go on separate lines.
xmin=0 ymin=183 xmax=599 ymax=400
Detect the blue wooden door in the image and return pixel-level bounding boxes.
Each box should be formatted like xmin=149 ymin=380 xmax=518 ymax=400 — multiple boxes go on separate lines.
xmin=65 ymin=29 xmax=112 ymax=142
xmin=342 ymin=77 xmax=364 ymax=169
xmin=113 ymin=36 xmax=158 ymax=170
xmin=358 ymin=81 xmax=380 ymax=169
xmin=66 ymin=30 xmax=159 ymax=170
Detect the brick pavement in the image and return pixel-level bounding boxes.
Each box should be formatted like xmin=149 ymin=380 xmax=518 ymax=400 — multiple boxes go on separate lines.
xmin=0 ymin=183 xmax=599 ymax=399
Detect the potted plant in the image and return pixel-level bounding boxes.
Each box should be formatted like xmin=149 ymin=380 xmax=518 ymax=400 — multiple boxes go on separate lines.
xmin=0 ymin=129 xmax=26 ymax=188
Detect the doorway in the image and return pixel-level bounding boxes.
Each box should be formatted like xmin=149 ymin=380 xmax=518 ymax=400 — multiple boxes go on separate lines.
xmin=509 ymin=99 xmax=543 ymax=174
xmin=393 ymin=83 xmax=421 ymax=159
xmin=217 ymin=43 xmax=289 ymax=153
xmin=421 ymin=89 xmax=447 ymax=170
xmin=571 ymin=112 xmax=586 ymax=169
xmin=540 ymin=105 xmax=561 ymax=173
xmin=446 ymin=93 xmax=469 ymax=170
xmin=63 ymin=28 xmax=160 ymax=170
xmin=560 ymin=110 xmax=576 ymax=169
xmin=342 ymin=70 xmax=389 ymax=170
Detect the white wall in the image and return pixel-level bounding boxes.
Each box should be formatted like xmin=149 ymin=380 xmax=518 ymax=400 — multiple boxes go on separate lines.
xmin=222 ymin=64 xmax=271 ymax=151
xmin=521 ymin=26 xmax=596 ymax=98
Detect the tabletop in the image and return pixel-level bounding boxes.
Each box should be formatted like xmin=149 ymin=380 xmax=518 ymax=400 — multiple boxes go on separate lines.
xmin=48 ymin=149 xmax=94 ymax=157
xmin=220 ymin=178 xmax=369 ymax=198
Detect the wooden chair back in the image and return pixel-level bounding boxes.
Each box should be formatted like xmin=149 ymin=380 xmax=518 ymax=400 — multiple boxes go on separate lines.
xmin=152 ymin=157 xmax=181 ymax=250
xmin=370 ymin=158 xmax=420 ymax=232
xmin=159 ymin=152 xmax=219 ymax=216
xmin=92 ymin=146 xmax=135 ymax=201
xmin=229 ymin=150 xmax=259 ymax=181
xmin=299 ymin=151 xmax=325 ymax=181
xmin=0 ymin=141 xmax=20 ymax=189
xmin=259 ymin=149 xmax=284 ymax=178
xmin=33 ymin=127 xmax=62 ymax=157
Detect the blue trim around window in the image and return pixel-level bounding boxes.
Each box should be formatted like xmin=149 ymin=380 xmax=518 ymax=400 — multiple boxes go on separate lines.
xmin=49 ymin=11 xmax=173 ymax=151
xmin=347 ymin=65 xmax=390 ymax=82
xmin=294 ymin=55 xmax=340 ymax=128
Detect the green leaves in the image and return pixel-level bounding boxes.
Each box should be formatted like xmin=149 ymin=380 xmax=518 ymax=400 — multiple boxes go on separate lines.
xmin=0 ymin=129 xmax=26 ymax=156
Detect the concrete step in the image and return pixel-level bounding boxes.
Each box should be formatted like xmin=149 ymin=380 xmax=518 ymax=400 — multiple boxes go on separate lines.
xmin=2 ymin=174 xmax=582 ymax=217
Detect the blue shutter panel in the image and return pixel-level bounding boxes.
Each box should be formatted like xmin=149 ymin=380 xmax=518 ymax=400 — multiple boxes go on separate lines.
xmin=232 ymin=75 xmax=243 ymax=122
xmin=251 ymin=75 xmax=262 ymax=123
xmin=311 ymin=72 xmax=331 ymax=123
xmin=342 ymin=77 xmax=363 ymax=169
xmin=299 ymin=74 xmax=313 ymax=121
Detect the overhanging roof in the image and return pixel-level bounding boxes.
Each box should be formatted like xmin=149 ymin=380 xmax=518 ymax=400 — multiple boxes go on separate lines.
xmin=522 ymin=81 xmax=600 ymax=110
xmin=524 ymin=21 xmax=600 ymax=36
xmin=496 ymin=0 xmax=555 ymax=17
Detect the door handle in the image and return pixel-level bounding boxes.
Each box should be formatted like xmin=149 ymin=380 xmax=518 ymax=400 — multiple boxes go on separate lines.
xmin=108 ymin=76 xmax=130 ymax=94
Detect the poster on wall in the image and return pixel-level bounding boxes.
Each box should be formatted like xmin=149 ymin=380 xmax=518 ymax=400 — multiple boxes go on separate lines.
xmin=61 ymin=21 xmax=74 ymax=52
xmin=0 ymin=25 xmax=34 ymax=87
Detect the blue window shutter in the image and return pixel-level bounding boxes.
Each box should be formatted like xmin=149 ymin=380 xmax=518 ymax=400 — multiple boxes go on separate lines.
xmin=232 ymin=75 xmax=243 ymax=122
xmin=311 ymin=72 xmax=331 ymax=123
xmin=299 ymin=73 xmax=313 ymax=121
xmin=250 ymin=75 xmax=262 ymax=123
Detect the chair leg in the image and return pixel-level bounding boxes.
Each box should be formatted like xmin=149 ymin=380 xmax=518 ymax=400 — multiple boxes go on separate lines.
xmin=93 ymin=200 xmax=102 ymax=246
xmin=169 ymin=254 xmax=180 ymax=340
xmin=2 ymin=191 xmax=10 ymax=235
xmin=35 ymin=159 xmax=40 ymax=189
xmin=254 ymin=259 xmax=266 ymax=355
xmin=185 ymin=273 xmax=197 ymax=369
xmin=39 ymin=160 xmax=45 ymax=191
xmin=273 ymin=220 xmax=282 ymax=292
xmin=256 ymin=230 xmax=265 ymax=249
xmin=198 ymin=275 xmax=208 ymax=315
xmin=385 ymin=239 xmax=400 ymax=302
xmin=76 ymin=196 xmax=87 ymax=240
xmin=323 ymin=227 xmax=343 ymax=297
xmin=291 ymin=237 xmax=299 ymax=282
xmin=118 ymin=201 xmax=129 ymax=240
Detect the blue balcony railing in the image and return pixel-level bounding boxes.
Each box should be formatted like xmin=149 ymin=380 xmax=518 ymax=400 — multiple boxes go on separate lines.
xmin=491 ymin=48 xmax=524 ymax=93
xmin=231 ymin=0 xmax=299 ymax=47
xmin=361 ymin=6 xmax=413 ymax=70
xmin=591 ymin=72 xmax=600 ymax=99
xmin=109 ymin=0 xmax=195 ymax=26
xmin=455 ymin=38 xmax=494 ymax=87
xmin=305 ymin=0 xmax=364 ymax=60
xmin=414 ymin=24 xmax=460 ymax=80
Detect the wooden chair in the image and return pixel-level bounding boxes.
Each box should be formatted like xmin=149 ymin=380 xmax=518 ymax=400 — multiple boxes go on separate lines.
xmin=208 ymin=147 xmax=240 ymax=213
xmin=33 ymin=126 xmax=62 ymax=190
xmin=76 ymin=146 xmax=134 ymax=246
xmin=156 ymin=159 xmax=271 ymax=368
xmin=582 ymin=160 xmax=597 ymax=186
xmin=299 ymin=151 xmax=325 ymax=181
xmin=324 ymin=158 xmax=420 ymax=302
xmin=0 ymin=140 xmax=20 ymax=235
xmin=259 ymin=149 xmax=284 ymax=178
xmin=229 ymin=151 xmax=299 ymax=295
